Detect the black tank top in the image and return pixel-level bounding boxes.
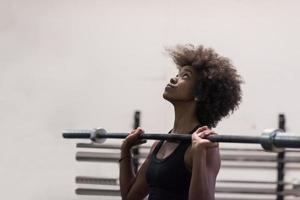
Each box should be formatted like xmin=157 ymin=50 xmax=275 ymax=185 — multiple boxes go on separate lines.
xmin=145 ymin=125 xmax=201 ymax=200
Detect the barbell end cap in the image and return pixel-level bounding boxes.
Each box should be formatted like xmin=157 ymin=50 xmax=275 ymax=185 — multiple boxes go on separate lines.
xmin=90 ymin=127 xmax=107 ymax=144
xmin=260 ymin=129 xmax=284 ymax=152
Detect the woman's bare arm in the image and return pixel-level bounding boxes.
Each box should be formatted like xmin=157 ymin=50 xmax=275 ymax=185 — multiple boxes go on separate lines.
xmin=119 ymin=139 xmax=158 ymax=200
xmin=188 ymin=147 xmax=220 ymax=200
xmin=185 ymin=126 xmax=221 ymax=200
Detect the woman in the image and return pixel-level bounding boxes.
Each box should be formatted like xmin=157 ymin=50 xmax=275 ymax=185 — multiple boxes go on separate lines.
xmin=119 ymin=44 xmax=243 ymax=200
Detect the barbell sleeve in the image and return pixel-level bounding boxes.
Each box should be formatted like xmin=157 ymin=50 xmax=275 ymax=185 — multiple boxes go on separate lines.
xmin=274 ymin=134 xmax=300 ymax=148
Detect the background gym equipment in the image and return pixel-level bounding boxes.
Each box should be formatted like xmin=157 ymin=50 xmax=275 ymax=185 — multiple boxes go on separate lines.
xmin=73 ymin=144 xmax=300 ymax=199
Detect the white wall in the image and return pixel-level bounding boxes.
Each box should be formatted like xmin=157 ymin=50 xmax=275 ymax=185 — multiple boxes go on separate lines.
xmin=1 ymin=0 xmax=300 ymax=199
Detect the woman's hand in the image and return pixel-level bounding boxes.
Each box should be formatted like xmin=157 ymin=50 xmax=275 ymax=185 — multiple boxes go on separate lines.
xmin=121 ymin=127 xmax=147 ymax=151
xmin=191 ymin=126 xmax=218 ymax=155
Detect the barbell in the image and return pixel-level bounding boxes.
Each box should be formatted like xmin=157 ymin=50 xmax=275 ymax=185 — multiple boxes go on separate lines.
xmin=62 ymin=128 xmax=300 ymax=152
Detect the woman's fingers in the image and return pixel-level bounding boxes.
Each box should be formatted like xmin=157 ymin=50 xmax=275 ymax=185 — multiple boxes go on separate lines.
xmin=128 ymin=127 xmax=143 ymax=138
xmin=195 ymin=126 xmax=208 ymax=133
xmin=192 ymin=128 xmax=218 ymax=148
xmin=122 ymin=127 xmax=147 ymax=149
xmin=192 ymin=126 xmax=208 ymax=139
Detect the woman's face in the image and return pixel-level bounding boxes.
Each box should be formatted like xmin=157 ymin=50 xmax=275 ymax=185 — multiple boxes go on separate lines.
xmin=163 ymin=65 xmax=199 ymax=103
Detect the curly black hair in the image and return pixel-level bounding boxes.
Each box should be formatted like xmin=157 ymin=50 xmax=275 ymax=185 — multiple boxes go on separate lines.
xmin=167 ymin=44 xmax=243 ymax=128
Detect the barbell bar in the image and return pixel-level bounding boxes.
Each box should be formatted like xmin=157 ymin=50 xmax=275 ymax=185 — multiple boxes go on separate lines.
xmin=62 ymin=128 xmax=300 ymax=152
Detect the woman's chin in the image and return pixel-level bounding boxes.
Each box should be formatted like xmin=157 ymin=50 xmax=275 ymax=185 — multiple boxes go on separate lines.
xmin=162 ymin=93 xmax=174 ymax=103
xmin=162 ymin=92 xmax=170 ymax=100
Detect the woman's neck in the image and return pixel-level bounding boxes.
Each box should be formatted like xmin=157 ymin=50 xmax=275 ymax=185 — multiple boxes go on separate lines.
xmin=172 ymin=101 xmax=200 ymax=134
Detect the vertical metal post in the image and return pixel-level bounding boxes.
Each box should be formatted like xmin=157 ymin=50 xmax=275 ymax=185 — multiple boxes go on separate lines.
xmin=276 ymin=113 xmax=285 ymax=200
xmin=132 ymin=111 xmax=140 ymax=173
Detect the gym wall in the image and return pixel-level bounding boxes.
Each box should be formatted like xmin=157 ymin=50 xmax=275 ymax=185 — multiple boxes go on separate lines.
xmin=1 ymin=0 xmax=300 ymax=199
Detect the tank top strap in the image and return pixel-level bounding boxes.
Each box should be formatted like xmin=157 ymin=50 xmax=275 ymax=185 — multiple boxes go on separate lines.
xmin=180 ymin=124 xmax=202 ymax=144
xmin=177 ymin=125 xmax=200 ymax=152
xmin=152 ymin=140 xmax=164 ymax=156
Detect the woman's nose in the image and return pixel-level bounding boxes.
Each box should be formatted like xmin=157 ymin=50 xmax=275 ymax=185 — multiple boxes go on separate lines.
xmin=170 ymin=77 xmax=177 ymax=84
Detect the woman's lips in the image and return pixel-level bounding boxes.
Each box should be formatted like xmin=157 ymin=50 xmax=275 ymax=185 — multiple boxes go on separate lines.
xmin=165 ymin=84 xmax=175 ymax=90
